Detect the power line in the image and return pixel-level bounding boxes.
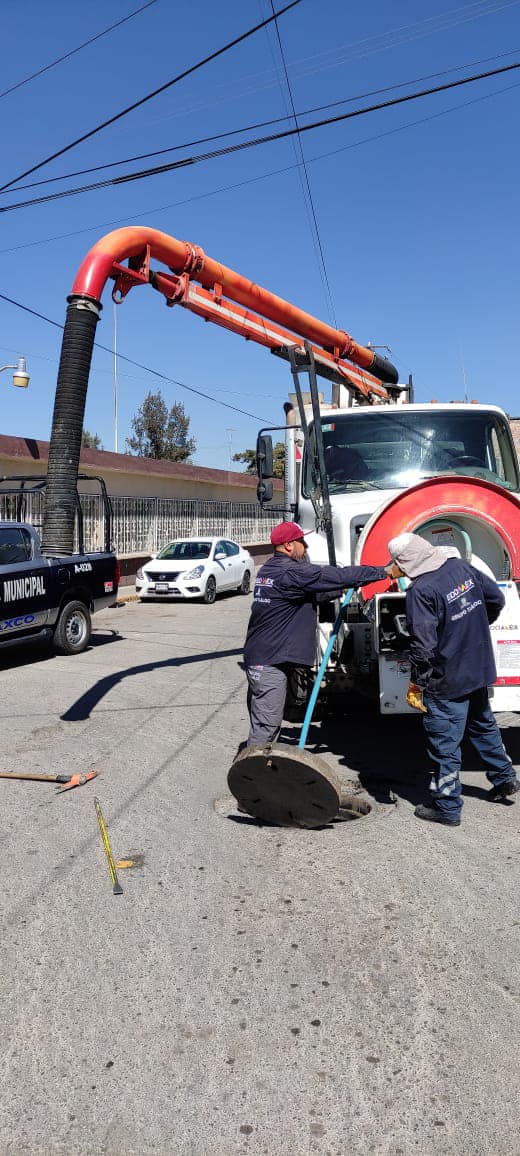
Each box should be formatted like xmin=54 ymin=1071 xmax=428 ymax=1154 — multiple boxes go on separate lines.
xmin=267 ymin=0 xmax=338 ymax=327
xmin=139 ymin=0 xmax=520 ymax=133
xmin=283 ymin=0 xmax=520 ymax=82
xmin=0 ymin=1 xmax=158 ymax=103
xmin=1 ymin=71 xmax=518 ymax=254
xmin=1 ymin=57 xmax=519 ymax=215
xmin=0 ymin=292 xmax=275 ymax=425
xmin=0 ymin=0 xmax=303 ymax=195
xmin=8 ymin=46 xmax=518 ymax=194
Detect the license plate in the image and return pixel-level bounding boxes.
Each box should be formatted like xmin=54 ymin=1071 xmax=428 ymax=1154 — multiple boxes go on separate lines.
xmin=155 ymin=583 xmax=169 ymax=593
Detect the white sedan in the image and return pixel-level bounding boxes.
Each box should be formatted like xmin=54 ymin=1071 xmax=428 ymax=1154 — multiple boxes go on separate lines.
xmin=136 ymin=536 xmax=253 ymax=604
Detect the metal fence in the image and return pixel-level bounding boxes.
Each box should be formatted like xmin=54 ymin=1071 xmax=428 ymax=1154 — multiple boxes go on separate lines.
xmin=0 ymin=491 xmax=278 ymax=555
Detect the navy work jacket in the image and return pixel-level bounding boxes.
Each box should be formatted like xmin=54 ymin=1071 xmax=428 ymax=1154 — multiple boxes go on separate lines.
xmin=406 ymin=558 xmax=505 ymax=699
xmin=244 ymin=552 xmax=387 ymax=668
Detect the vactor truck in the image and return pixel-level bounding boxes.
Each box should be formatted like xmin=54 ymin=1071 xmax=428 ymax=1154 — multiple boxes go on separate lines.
xmin=43 ymin=225 xmax=520 ymax=823
xmin=256 ymin=363 xmax=520 ymax=718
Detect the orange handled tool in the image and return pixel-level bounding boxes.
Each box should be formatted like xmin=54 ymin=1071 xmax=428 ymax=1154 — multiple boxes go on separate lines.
xmin=0 ymin=769 xmax=98 ymax=791
xmin=58 ymin=770 xmax=99 ymax=793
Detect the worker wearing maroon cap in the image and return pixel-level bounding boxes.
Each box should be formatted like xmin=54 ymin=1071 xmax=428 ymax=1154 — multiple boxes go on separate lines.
xmin=243 ymin=521 xmax=389 ymax=746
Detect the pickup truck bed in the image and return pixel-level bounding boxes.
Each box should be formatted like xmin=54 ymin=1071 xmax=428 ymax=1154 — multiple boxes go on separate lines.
xmin=0 ymin=521 xmax=119 ymax=655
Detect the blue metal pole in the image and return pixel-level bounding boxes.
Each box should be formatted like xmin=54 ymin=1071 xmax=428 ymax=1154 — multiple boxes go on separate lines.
xmin=298 ymin=588 xmax=355 ymax=750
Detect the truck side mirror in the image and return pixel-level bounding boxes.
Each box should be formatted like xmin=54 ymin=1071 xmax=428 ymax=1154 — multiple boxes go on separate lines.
xmin=257 ymin=434 xmax=274 ymax=479
xmin=257 ymin=480 xmax=273 ymax=505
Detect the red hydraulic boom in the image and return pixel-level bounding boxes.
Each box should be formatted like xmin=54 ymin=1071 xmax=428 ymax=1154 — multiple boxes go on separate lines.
xmin=43 ymin=226 xmax=399 ymax=555
xmin=73 ymin=226 xmax=398 ymax=400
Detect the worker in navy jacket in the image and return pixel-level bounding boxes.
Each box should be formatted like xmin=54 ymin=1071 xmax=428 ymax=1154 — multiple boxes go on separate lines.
xmin=387 ymin=532 xmax=519 ymax=827
xmin=243 ymin=521 xmax=388 ymax=747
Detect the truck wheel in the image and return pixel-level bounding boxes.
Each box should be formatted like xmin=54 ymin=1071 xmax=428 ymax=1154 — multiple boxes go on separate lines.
xmin=53 ymin=600 xmax=91 ymax=655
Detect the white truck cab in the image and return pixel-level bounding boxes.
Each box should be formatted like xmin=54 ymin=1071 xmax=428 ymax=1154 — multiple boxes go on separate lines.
xmin=273 ymin=395 xmax=520 ymax=715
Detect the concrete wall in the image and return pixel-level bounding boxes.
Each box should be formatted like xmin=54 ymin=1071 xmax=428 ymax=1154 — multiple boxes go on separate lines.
xmin=510 ymin=418 xmax=520 ymax=461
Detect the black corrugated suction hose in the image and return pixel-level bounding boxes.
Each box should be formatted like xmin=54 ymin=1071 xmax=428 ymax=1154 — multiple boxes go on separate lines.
xmin=370 ymin=351 xmax=399 ymax=385
xmin=42 ymin=295 xmax=101 ymax=557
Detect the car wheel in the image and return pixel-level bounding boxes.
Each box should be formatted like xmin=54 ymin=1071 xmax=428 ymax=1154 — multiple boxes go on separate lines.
xmin=203 ymin=576 xmax=217 ymax=604
xmin=53 ymin=600 xmax=91 ymax=655
xmin=238 ymin=569 xmax=251 ymax=595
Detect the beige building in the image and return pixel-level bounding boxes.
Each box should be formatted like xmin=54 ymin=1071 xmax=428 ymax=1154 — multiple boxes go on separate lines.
xmin=0 ymin=434 xmax=284 ymax=502
xmin=0 ymin=436 xmax=283 ymax=578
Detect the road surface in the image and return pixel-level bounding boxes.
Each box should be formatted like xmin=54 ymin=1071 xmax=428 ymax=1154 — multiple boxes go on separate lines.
xmin=0 ymin=593 xmax=518 ymax=1155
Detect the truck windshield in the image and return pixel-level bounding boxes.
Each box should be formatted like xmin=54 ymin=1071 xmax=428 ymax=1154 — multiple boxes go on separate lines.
xmin=303 ymin=410 xmax=519 ymax=494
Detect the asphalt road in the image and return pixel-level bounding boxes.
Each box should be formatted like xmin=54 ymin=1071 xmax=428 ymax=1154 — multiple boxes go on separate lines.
xmin=0 ymin=592 xmax=519 ymax=1156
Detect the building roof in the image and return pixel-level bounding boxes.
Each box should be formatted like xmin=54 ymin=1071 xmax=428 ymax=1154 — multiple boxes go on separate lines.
xmin=0 ymin=434 xmax=284 ymax=491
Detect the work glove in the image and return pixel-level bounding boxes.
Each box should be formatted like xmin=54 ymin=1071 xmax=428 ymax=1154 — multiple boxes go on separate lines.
xmin=406 ymin=681 xmax=427 ymax=713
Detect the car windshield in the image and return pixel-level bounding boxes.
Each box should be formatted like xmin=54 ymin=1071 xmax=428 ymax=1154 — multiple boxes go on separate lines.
xmin=157 ymin=541 xmax=212 ymax=561
xmin=303 ymin=410 xmax=519 ymax=494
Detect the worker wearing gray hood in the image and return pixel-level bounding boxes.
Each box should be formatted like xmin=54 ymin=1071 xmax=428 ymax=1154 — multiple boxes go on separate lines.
xmin=387 ymin=532 xmax=460 ymax=578
xmin=387 ymin=532 xmax=519 ymax=826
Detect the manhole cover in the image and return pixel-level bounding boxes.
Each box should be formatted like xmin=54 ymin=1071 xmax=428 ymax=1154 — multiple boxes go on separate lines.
xmin=228 ymin=743 xmax=342 ymax=828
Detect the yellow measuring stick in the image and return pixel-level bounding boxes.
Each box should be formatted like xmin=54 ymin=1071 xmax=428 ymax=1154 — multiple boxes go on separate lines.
xmin=94 ymin=797 xmax=123 ymax=896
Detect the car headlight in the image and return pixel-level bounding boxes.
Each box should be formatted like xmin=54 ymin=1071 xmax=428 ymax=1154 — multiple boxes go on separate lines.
xmin=184 ymin=565 xmax=205 ymax=580
xmin=136 ymin=568 xmax=144 ymax=580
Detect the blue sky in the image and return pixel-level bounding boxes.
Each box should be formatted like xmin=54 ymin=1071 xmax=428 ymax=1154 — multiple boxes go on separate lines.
xmin=1 ymin=0 xmax=519 ymax=469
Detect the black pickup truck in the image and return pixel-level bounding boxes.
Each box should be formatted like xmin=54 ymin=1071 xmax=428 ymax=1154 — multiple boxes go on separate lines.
xmin=0 ymin=475 xmax=119 ymax=656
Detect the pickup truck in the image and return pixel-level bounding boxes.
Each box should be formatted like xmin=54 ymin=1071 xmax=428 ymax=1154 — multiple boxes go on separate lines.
xmin=0 ymin=521 xmax=119 ymax=655
xmin=0 ymin=475 xmax=119 ymax=656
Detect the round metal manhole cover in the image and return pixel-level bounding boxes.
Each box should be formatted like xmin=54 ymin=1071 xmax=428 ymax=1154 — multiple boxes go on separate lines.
xmin=224 ymin=744 xmax=375 ymax=828
xmin=227 ymin=743 xmax=341 ymax=827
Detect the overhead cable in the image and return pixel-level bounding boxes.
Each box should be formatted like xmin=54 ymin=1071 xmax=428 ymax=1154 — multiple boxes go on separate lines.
xmin=1 ymin=57 xmax=519 ymax=214
xmin=267 ymin=0 xmax=337 ymax=327
xmin=141 ymin=0 xmax=520 ymax=130
xmin=0 ymin=0 xmax=303 ymax=195
xmin=0 ymin=1 xmax=159 ymax=102
xmin=0 ymin=292 xmax=275 ymax=424
xmin=7 ymin=46 xmax=518 ymax=194
xmin=2 ymin=71 xmax=518 ymax=255
xmin=282 ymin=0 xmax=520 ymax=82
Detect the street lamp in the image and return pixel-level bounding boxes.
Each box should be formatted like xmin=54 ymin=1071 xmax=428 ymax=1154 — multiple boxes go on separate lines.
xmin=0 ymin=356 xmax=30 ymax=388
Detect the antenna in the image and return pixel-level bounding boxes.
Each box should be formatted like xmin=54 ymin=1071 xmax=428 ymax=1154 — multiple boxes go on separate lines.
xmin=459 ymin=343 xmax=469 ymax=404
xmin=226 ymin=427 xmax=237 ymax=467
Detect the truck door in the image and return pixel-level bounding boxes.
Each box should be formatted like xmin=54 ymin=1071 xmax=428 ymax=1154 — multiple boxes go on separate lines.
xmin=0 ymin=527 xmax=51 ymax=638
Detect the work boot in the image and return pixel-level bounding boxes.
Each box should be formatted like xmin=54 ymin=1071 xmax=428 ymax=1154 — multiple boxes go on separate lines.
xmin=414 ymin=803 xmax=461 ymax=827
xmin=488 ymin=777 xmax=520 ymax=802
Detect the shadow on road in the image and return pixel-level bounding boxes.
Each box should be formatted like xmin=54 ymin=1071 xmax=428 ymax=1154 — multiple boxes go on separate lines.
xmin=61 ymin=647 xmax=243 ymax=721
xmin=88 ymin=629 xmax=124 ymax=649
xmin=0 ymin=628 xmax=123 ymax=670
xmin=302 ymin=691 xmax=519 ymax=809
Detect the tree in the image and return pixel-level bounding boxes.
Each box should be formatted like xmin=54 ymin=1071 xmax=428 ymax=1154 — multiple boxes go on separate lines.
xmin=82 ymin=429 xmax=103 ymax=450
xmin=126 ymin=390 xmax=196 ymax=461
xmin=233 ymin=441 xmax=285 ymax=478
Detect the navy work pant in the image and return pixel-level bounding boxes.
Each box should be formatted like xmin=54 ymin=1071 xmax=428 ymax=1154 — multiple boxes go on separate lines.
xmin=422 ymin=686 xmax=514 ymax=820
xmin=246 ymin=664 xmax=290 ymax=746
